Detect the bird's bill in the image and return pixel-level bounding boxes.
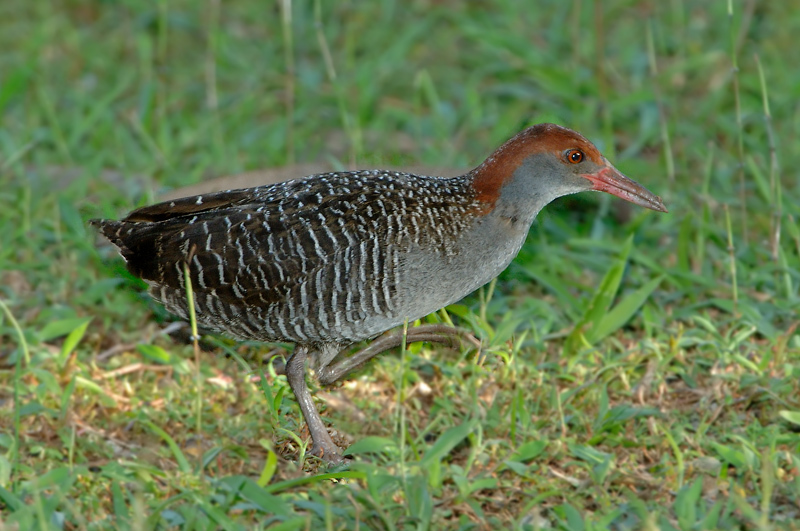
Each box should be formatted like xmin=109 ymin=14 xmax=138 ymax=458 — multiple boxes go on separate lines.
xmin=582 ymin=165 xmax=668 ymax=213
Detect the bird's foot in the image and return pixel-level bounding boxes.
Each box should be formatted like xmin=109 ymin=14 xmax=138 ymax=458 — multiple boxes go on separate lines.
xmin=308 ymin=440 xmax=347 ymax=465
xmin=317 ymin=324 xmax=480 ymax=386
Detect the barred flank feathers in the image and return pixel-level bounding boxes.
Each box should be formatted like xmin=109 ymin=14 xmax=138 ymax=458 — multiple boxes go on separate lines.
xmin=92 ymin=170 xmax=485 ymax=344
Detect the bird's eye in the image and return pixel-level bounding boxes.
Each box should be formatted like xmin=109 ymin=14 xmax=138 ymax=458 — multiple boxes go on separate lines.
xmin=566 ymin=149 xmax=584 ymax=164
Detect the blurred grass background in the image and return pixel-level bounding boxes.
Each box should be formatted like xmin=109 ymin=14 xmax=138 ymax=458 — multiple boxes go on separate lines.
xmin=1 ymin=0 xmax=799 ymax=529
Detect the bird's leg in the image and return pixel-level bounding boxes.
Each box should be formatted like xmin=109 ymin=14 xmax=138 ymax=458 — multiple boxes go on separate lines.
xmin=316 ymin=324 xmax=478 ymax=386
xmin=284 ymin=346 xmax=344 ymax=464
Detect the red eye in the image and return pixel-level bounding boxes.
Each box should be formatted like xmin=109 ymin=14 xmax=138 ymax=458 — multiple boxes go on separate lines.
xmin=566 ymin=149 xmax=584 ymax=164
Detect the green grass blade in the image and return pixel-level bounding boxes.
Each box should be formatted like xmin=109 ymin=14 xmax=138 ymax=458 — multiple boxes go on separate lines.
xmin=343 ymin=436 xmax=399 ymax=457
xmin=565 ymin=235 xmax=633 ymax=353
xmin=263 ymin=470 xmax=367 ymax=495
xmin=142 ymin=421 xmax=192 ymax=474
xmin=257 ymin=449 xmax=278 ymax=487
xmin=419 ymin=418 xmax=478 ymax=468
xmin=587 ymin=275 xmax=664 ymax=344
xmin=59 ymin=318 xmax=91 ymax=367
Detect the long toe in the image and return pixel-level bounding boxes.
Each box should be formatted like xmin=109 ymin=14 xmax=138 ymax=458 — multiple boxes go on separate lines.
xmin=317 ymin=324 xmax=480 ymax=386
xmin=309 ymin=441 xmax=347 ymax=465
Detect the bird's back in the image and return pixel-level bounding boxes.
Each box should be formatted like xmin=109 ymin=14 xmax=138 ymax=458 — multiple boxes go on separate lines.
xmin=93 ymin=170 xmax=490 ymax=344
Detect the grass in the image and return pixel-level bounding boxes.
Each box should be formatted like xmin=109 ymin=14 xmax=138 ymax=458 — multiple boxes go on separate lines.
xmin=1 ymin=0 xmax=799 ymax=529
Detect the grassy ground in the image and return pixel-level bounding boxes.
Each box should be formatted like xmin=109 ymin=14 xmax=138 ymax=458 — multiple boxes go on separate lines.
xmin=1 ymin=0 xmax=799 ymax=529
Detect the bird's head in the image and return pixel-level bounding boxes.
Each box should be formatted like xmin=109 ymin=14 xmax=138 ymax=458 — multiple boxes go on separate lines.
xmin=471 ymin=123 xmax=667 ymax=215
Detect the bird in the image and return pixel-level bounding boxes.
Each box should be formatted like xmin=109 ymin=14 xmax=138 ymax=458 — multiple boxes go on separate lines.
xmin=91 ymin=123 xmax=667 ymax=464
